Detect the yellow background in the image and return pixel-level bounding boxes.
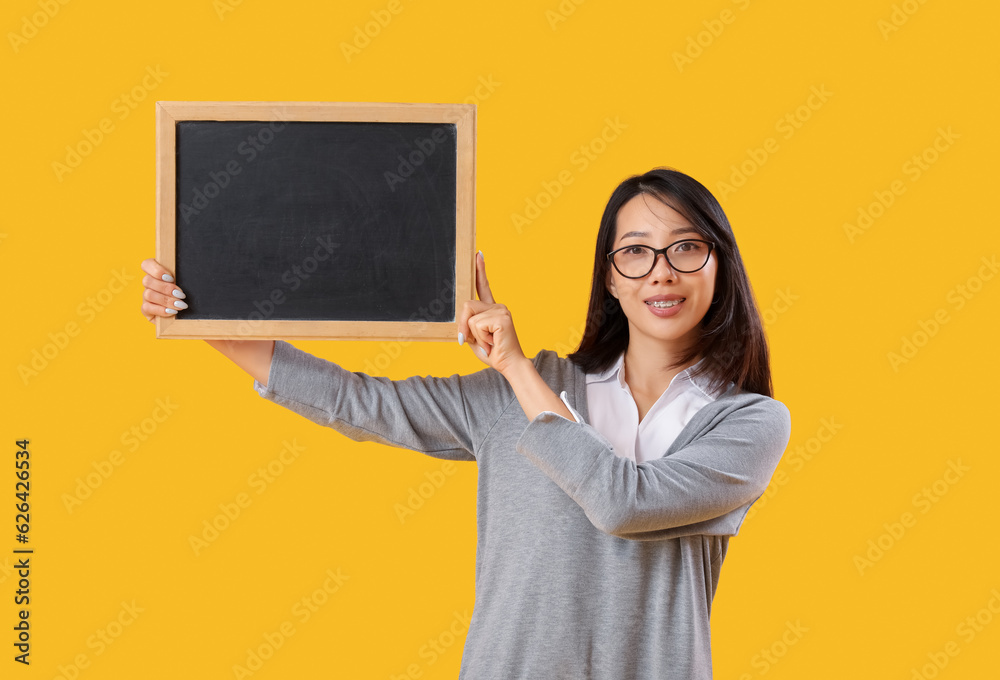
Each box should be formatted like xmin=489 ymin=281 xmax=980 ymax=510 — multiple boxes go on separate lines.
xmin=3 ymin=0 xmax=998 ymax=678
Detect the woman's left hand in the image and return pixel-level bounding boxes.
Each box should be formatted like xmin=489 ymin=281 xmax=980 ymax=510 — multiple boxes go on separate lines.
xmin=458 ymin=251 xmax=528 ymax=377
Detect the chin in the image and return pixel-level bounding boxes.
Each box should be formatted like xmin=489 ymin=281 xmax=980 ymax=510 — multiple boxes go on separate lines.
xmin=629 ymin=322 xmax=697 ymax=345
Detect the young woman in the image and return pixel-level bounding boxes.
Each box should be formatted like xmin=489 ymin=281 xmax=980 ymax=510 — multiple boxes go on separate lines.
xmin=140 ymin=167 xmax=791 ymax=679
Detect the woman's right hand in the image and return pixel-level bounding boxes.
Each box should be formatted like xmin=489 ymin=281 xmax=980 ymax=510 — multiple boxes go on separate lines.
xmin=139 ymin=258 xmax=188 ymax=323
xmin=139 ymin=257 xmax=274 ymax=384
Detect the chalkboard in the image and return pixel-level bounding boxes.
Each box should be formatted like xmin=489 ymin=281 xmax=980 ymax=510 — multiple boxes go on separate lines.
xmin=154 ymin=101 xmax=476 ymax=340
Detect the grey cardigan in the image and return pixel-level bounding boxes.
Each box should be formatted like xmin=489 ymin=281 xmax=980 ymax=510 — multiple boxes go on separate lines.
xmin=253 ymin=340 xmax=792 ymax=680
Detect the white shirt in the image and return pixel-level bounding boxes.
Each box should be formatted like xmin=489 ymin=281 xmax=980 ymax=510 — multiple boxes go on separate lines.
xmin=548 ymin=353 xmax=732 ymax=463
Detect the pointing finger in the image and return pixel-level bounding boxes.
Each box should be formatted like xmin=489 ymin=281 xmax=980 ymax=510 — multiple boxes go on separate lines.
xmin=475 ymin=250 xmax=495 ymax=305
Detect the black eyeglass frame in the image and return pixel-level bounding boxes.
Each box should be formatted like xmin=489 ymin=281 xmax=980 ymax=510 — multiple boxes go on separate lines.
xmin=606 ymin=240 xmax=716 ymax=278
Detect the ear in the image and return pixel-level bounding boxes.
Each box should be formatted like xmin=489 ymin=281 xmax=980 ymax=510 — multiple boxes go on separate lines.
xmin=606 ymin=268 xmax=618 ymax=300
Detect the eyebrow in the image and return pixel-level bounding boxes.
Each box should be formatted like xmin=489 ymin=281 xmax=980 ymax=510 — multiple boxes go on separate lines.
xmin=619 ymin=227 xmax=700 ymax=241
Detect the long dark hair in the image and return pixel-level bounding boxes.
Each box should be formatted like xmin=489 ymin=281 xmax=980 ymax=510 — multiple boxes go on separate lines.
xmin=566 ymin=167 xmax=774 ymax=398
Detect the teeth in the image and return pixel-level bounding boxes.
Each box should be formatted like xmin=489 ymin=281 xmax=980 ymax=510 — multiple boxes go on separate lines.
xmin=647 ymin=299 xmax=684 ymax=308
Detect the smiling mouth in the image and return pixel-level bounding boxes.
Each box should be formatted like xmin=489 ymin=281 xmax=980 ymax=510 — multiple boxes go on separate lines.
xmin=646 ymin=299 xmax=685 ymax=308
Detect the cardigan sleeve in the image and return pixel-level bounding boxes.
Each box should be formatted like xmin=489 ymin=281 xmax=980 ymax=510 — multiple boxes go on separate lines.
xmin=253 ymin=340 xmax=516 ymax=462
xmin=514 ymin=396 xmax=791 ymax=539
xmin=537 ymin=391 xmax=586 ymax=425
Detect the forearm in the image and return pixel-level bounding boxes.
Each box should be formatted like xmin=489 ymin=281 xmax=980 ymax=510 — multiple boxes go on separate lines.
xmin=205 ymin=339 xmax=275 ymax=386
xmin=503 ymin=357 xmax=575 ymax=422
xmin=514 ymin=399 xmax=792 ymax=539
xmin=254 ymin=340 xmax=489 ymax=462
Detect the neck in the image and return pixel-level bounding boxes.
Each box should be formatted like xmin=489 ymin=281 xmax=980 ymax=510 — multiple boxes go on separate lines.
xmin=622 ymin=333 xmax=700 ymax=396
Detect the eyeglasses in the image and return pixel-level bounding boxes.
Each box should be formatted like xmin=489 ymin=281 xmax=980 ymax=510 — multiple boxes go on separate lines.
xmin=607 ymin=240 xmax=715 ymax=278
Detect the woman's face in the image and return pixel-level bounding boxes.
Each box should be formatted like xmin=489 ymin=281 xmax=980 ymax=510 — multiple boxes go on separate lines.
xmin=606 ymin=193 xmax=718 ymax=352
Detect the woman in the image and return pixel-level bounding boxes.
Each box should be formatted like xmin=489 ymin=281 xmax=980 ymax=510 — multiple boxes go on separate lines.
xmin=140 ymin=167 xmax=791 ymax=679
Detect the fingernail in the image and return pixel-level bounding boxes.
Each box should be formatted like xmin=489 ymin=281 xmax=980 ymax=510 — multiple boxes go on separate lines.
xmin=478 ymin=346 xmax=487 ymax=358
xmin=172 ymin=289 xmax=186 ymax=298
xmin=478 ymin=250 xmax=483 ymax=261
xmin=165 ymin=308 xmax=178 ymax=315
xmin=173 ymin=300 xmax=188 ymax=309
xmin=457 ymin=332 xmax=465 ymax=345
xmin=161 ymin=274 xmax=174 ymax=282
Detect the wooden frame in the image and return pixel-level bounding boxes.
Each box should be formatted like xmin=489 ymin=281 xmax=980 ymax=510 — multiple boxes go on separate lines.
xmin=155 ymin=101 xmax=476 ymax=340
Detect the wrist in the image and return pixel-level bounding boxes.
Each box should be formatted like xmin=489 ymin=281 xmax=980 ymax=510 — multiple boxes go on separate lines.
xmin=501 ymin=354 xmax=572 ymax=422
xmin=501 ymin=354 xmax=536 ymax=385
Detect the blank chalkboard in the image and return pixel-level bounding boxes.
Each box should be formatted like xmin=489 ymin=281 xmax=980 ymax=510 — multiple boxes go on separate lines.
xmin=155 ymin=101 xmax=476 ymax=340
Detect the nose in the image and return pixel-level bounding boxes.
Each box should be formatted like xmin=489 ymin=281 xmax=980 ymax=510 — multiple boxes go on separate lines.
xmin=648 ymin=250 xmax=677 ymax=281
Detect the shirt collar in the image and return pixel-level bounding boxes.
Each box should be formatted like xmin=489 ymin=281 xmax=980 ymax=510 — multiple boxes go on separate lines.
xmin=586 ymin=352 xmax=726 ymax=400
